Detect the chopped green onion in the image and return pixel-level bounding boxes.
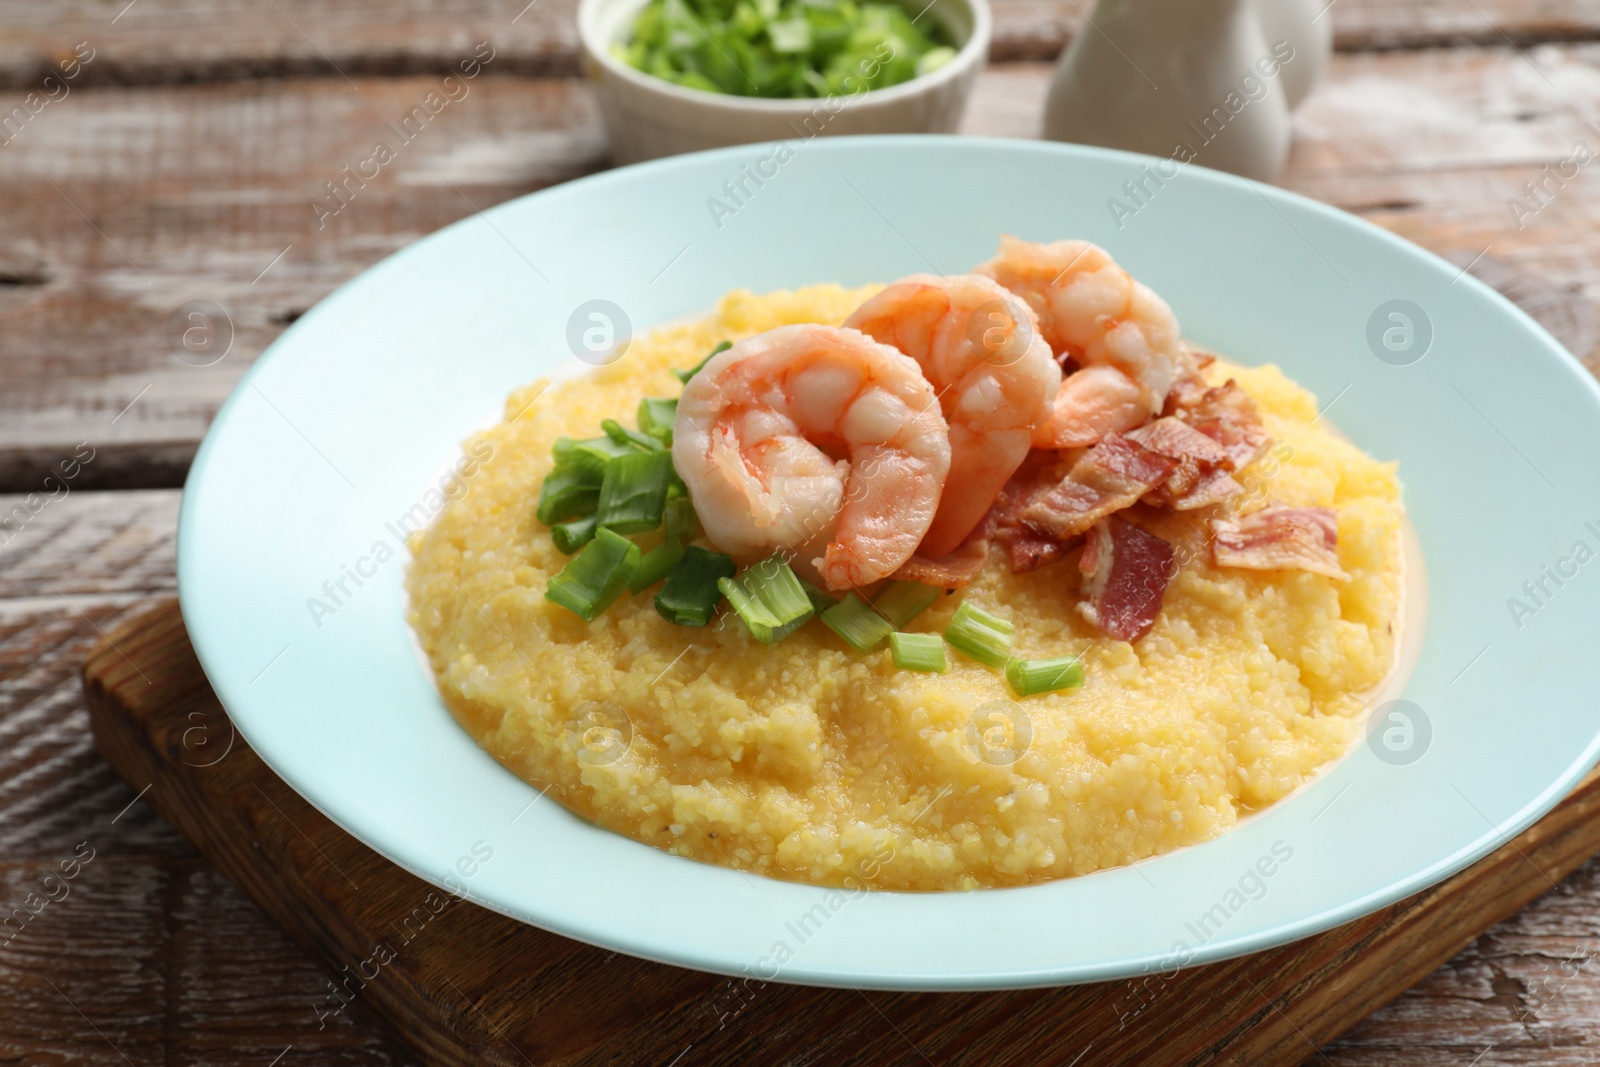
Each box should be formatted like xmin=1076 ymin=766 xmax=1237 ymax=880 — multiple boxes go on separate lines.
xmin=944 ymin=601 xmax=1013 ymax=669
xmin=551 ymin=513 xmax=597 ymax=554
xmin=638 ymin=397 xmax=678 ymax=443
xmin=545 ymin=528 xmax=640 ymax=621
xmin=798 ymin=577 xmax=839 ymax=615
xmin=915 ymin=46 xmax=956 ymax=77
xmin=596 ymin=450 xmax=674 ymax=534
xmin=602 ymin=418 xmax=663 ymax=452
xmin=1006 ymin=655 xmax=1085 ymax=697
xmin=655 ymin=545 xmax=737 ymax=626
xmin=820 ymin=592 xmax=893 ymax=652
xmin=537 ymin=465 xmax=600 ymax=525
xmin=620 ymin=0 xmax=954 ymax=100
xmin=873 ymin=580 xmax=941 ymax=628
xmin=630 ymin=537 xmax=685 ymax=593
xmin=554 ymin=435 xmax=640 ymax=481
xmin=767 ymin=15 xmax=811 ymax=52
xmin=664 ymin=495 xmax=700 ymax=543
xmin=676 ymin=340 xmax=732 ymax=383
xmin=890 ymin=632 xmax=948 ymax=673
xmin=718 ymin=554 xmax=814 ymax=643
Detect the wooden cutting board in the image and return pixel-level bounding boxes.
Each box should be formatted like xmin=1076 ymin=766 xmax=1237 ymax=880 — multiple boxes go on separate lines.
xmin=82 ymin=599 xmax=1600 ymax=1067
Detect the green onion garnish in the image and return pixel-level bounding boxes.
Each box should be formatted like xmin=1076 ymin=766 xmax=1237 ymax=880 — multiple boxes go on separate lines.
xmin=798 ymin=577 xmax=839 ymax=616
xmin=537 ymin=465 xmax=600 ymax=525
xmin=675 ymin=340 xmax=731 ymax=383
xmin=554 ymin=435 xmax=641 ymax=481
xmin=873 ymin=580 xmax=941 ymax=628
xmin=915 ymin=46 xmax=956 ymax=78
xmin=618 ymin=0 xmax=954 ymax=100
xmin=551 ymin=513 xmax=598 ymax=554
xmin=630 ymin=537 xmax=685 ymax=593
xmin=602 ymin=418 xmax=664 ymax=452
xmin=1006 ymin=655 xmax=1085 ymax=697
xmin=820 ymin=592 xmax=893 ymax=652
xmin=545 ymin=528 xmax=640 ymax=621
xmin=944 ymin=601 xmax=1013 ymax=669
xmin=655 ymin=545 xmax=736 ymax=626
xmin=718 ymin=553 xmax=815 ymax=643
xmin=638 ymin=397 xmax=677 ymax=443
xmin=596 ymin=450 xmax=673 ymax=534
xmin=664 ymin=496 xmax=700 ymax=543
xmin=890 ymin=632 xmax=948 ymax=673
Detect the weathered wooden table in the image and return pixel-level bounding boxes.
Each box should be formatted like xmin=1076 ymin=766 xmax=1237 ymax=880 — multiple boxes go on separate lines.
xmin=4 ymin=1 xmax=1600 ymax=1062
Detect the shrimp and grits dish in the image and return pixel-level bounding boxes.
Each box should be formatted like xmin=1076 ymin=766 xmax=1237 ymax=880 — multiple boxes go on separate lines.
xmin=406 ymin=237 xmax=1405 ymax=892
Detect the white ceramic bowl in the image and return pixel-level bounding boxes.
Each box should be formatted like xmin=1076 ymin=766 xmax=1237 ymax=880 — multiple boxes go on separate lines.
xmin=578 ymin=0 xmax=990 ymax=163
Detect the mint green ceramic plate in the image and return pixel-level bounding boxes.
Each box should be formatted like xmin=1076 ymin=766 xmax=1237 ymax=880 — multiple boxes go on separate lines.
xmin=178 ymin=137 xmax=1600 ymax=989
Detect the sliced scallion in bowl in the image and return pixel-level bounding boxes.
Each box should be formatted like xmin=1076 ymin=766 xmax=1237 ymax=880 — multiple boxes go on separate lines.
xmin=614 ymin=0 xmax=956 ymax=99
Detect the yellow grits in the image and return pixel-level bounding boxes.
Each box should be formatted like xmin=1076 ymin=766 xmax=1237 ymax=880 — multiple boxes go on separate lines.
xmin=405 ymin=284 xmax=1403 ymax=891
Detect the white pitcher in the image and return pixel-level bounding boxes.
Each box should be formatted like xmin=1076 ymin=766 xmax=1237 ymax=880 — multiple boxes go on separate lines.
xmin=1253 ymin=0 xmax=1333 ymax=110
xmin=1041 ymin=0 xmax=1318 ymax=181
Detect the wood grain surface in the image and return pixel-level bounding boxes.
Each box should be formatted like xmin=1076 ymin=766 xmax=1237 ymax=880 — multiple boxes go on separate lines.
xmin=77 ymin=599 xmax=1600 ymax=1067
xmin=4 ymin=0 xmax=1600 ymax=1062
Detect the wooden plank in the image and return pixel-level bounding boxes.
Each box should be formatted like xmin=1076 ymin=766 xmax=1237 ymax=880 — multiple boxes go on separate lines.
xmin=983 ymin=0 xmax=1600 ymax=63
xmin=162 ymin=861 xmax=421 ymax=1067
xmin=0 ymin=854 xmax=420 ymax=1067
xmin=0 ymin=0 xmax=583 ymax=88
xmin=1329 ymin=0 xmax=1600 ymax=53
xmin=0 ymin=491 xmax=178 ymax=856
xmin=0 ymin=488 xmax=179 ymax=598
xmin=0 ymin=597 xmax=186 ymax=858
xmin=0 ymin=73 xmax=606 ymax=492
xmin=73 ymin=598 xmax=1600 ymax=1066
xmin=1328 ymin=872 xmax=1600 ymax=1063
xmin=0 ymin=855 xmax=170 ymax=1066
xmin=0 ymin=0 xmax=1595 ymax=87
xmin=4 ymin=46 xmax=1600 ymax=490
xmin=0 ymin=576 xmax=417 ymax=1065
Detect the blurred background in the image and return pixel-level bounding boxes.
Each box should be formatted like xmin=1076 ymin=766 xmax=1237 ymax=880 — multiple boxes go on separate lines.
xmin=3 ymin=0 xmax=1599 ymax=1063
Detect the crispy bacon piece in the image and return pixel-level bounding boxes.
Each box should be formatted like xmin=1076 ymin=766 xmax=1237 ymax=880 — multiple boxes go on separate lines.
xmin=1171 ymin=466 xmax=1243 ymax=510
xmin=1077 ymin=515 xmax=1176 ymax=643
xmin=1022 ymin=434 xmax=1176 ymax=541
xmin=1127 ymin=416 xmax=1228 ymax=467
xmin=1007 ymin=527 xmax=1083 ymax=573
xmin=1176 ymin=380 xmax=1271 ymax=472
xmin=894 ymin=526 xmax=991 ymax=589
xmin=977 ymin=453 xmax=1080 ymax=573
xmin=895 ymin=454 xmax=1071 ymax=586
xmin=1125 ymin=416 xmax=1243 ymax=510
xmin=1212 ymin=505 xmax=1348 ymax=581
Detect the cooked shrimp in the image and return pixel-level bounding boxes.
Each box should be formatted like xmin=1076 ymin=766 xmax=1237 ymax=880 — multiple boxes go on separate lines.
xmin=844 ymin=273 xmax=1061 ymax=558
xmin=673 ymin=323 xmax=952 ymax=590
xmin=975 ymin=236 xmax=1186 ymax=448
